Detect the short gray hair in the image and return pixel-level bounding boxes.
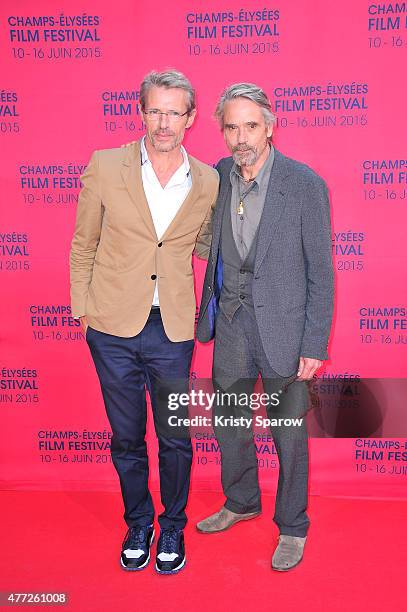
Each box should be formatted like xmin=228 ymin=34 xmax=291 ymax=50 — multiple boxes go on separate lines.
xmin=140 ymin=69 xmax=195 ymax=114
xmin=215 ymin=83 xmax=276 ymax=129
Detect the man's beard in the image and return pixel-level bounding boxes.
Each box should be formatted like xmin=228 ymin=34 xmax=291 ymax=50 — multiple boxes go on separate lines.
xmin=150 ymin=129 xmax=182 ymax=152
xmin=231 ymin=145 xmax=259 ymax=167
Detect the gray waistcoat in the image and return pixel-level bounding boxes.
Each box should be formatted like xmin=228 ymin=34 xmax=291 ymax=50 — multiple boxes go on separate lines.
xmin=219 ymin=199 xmax=259 ymax=321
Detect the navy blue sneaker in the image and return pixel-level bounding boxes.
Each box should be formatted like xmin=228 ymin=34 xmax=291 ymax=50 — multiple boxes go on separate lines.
xmin=155 ymin=527 xmax=186 ymax=574
xmin=120 ymin=525 xmax=155 ymax=571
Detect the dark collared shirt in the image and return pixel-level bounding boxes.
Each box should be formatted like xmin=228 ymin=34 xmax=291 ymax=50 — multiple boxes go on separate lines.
xmin=230 ymin=145 xmax=275 ymax=260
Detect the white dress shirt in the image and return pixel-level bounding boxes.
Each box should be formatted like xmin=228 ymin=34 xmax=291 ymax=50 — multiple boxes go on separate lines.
xmin=140 ymin=136 xmax=192 ymax=306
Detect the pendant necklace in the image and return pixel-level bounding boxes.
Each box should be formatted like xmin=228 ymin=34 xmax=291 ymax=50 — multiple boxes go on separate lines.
xmin=238 ymin=179 xmax=256 ymax=218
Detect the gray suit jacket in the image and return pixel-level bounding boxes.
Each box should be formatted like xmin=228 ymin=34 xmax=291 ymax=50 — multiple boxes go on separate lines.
xmin=196 ymin=148 xmax=334 ymax=377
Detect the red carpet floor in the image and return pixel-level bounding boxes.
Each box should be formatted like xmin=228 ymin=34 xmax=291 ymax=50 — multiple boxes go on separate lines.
xmin=1 ymin=490 xmax=405 ymax=611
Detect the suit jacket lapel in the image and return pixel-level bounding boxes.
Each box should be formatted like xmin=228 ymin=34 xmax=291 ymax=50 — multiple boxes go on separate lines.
xmin=121 ymin=141 xmax=204 ymax=242
xmin=121 ymin=141 xmax=157 ymax=240
xmin=211 ymin=160 xmax=233 ymax=264
xmin=160 ymin=155 xmax=202 ymax=242
xmin=254 ymin=149 xmax=290 ymax=273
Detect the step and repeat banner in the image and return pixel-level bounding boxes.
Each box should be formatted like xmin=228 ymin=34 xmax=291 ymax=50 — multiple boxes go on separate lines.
xmin=1 ymin=0 xmax=406 ymax=497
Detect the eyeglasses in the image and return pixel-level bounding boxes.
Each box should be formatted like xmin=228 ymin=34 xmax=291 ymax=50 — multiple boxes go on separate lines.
xmin=143 ymin=109 xmax=189 ymax=122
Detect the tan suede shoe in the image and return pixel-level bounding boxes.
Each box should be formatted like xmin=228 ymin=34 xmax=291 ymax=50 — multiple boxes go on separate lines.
xmin=272 ymin=535 xmax=307 ymax=571
xmin=196 ymin=506 xmax=261 ymax=533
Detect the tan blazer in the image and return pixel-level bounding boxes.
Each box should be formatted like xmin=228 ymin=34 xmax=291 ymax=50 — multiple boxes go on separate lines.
xmin=70 ymin=140 xmax=219 ymax=341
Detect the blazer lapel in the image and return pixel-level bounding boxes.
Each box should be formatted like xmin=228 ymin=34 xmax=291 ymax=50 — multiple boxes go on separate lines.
xmin=121 ymin=140 xmax=157 ymax=240
xmin=160 ymin=155 xmax=202 ymax=242
xmin=254 ymin=149 xmax=290 ymax=273
xmin=211 ymin=160 xmax=233 ymax=263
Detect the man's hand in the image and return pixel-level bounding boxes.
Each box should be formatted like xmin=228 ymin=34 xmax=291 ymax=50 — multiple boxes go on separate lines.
xmin=79 ymin=315 xmax=88 ymax=334
xmin=296 ymin=357 xmax=322 ymax=380
xmin=121 ymin=141 xmax=136 ymax=148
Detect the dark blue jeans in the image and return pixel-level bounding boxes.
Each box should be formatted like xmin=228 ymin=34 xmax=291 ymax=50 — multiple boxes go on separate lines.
xmin=86 ymin=309 xmax=194 ymax=529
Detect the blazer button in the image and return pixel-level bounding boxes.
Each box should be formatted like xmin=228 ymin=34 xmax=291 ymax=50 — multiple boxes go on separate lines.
xmin=158 ymin=242 xmax=163 ymax=247
xmin=240 ymin=294 xmax=245 ymax=300
xmin=151 ymin=274 xmax=157 ymax=280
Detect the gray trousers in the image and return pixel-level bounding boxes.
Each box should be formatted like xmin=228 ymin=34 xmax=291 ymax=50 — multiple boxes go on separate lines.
xmin=212 ymin=306 xmax=310 ymax=537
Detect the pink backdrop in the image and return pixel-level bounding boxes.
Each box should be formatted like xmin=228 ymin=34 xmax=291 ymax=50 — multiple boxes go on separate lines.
xmin=1 ymin=0 xmax=406 ymax=498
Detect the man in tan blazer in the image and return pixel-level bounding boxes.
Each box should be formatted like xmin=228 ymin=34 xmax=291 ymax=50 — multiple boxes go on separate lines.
xmin=70 ymin=69 xmax=218 ymax=574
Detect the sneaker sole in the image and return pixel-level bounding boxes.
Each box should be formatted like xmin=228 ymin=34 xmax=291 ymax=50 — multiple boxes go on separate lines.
xmin=120 ymin=530 xmax=155 ymax=571
xmin=196 ymin=512 xmax=261 ymax=534
xmin=155 ymin=556 xmax=186 ymax=575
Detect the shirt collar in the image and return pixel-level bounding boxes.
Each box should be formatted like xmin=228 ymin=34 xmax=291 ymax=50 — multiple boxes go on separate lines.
xmin=140 ymin=136 xmax=190 ymax=177
xmin=230 ymin=144 xmax=275 ymax=189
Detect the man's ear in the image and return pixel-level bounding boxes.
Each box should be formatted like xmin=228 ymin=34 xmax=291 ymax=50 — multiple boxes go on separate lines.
xmin=186 ymin=109 xmax=197 ymax=129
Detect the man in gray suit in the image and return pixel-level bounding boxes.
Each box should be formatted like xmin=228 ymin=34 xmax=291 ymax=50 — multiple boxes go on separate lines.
xmin=195 ymin=83 xmax=334 ymax=570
